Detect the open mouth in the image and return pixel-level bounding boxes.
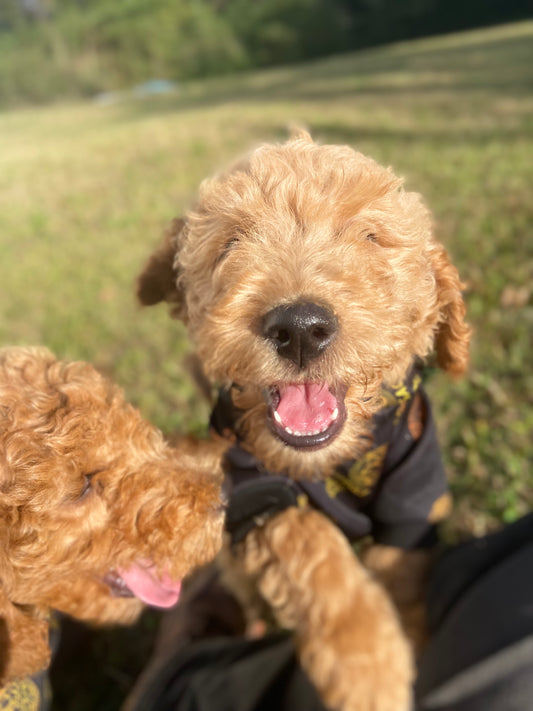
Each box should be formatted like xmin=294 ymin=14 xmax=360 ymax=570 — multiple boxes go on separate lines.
xmin=104 ymin=571 xmax=136 ymax=599
xmin=265 ymin=382 xmax=347 ymax=450
xmin=104 ymin=562 xmax=182 ymax=609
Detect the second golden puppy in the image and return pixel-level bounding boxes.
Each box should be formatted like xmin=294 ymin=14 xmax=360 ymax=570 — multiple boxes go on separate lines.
xmin=0 ymin=346 xmax=225 ymax=700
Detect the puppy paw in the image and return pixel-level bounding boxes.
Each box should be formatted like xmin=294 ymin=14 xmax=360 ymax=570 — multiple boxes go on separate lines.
xmin=299 ymin=581 xmax=414 ymax=711
xmin=242 ymin=508 xmax=414 ymax=711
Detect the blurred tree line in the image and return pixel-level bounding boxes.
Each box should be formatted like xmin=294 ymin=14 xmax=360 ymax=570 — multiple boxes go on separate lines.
xmin=0 ymin=0 xmax=530 ymax=106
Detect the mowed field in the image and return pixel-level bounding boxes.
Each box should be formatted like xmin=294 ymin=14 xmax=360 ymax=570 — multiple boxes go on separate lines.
xmin=1 ymin=19 xmax=532 ymax=710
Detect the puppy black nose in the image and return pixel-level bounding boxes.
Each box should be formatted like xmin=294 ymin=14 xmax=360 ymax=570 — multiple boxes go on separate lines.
xmin=262 ymin=301 xmax=337 ymax=369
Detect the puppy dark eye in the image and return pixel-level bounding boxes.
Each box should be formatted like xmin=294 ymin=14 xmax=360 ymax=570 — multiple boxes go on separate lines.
xmin=80 ymin=471 xmax=100 ymax=499
xmin=216 ymin=236 xmax=240 ymax=265
xmin=366 ymin=233 xmax=377 ymax=243
xmin=225 ymin=236 xmax=239 ymax=250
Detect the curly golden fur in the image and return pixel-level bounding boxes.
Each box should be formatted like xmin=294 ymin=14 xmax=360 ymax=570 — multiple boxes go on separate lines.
xmin=241 ymin=509 xmax=413 ymax=711
xmin=137 ymin=132 xmax=471 ymax=710
xmin=139 ymin=132 xmax=469 ymax=477
xmin=0 ymin=347 xmax=225 ymax=685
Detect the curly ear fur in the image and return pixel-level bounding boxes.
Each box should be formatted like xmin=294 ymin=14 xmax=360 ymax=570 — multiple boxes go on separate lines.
xmin=0 ymin=602 xmax=8 ymax=683
xmin=0 ymin=474 xmax=51 ymax=683
xmin=0 ymin=587 xmax=51 ymax=684
xmin=431 ymin=242 xmax=471 ymax=376
xmin=136 ymin=217 xmax=186 ymax=319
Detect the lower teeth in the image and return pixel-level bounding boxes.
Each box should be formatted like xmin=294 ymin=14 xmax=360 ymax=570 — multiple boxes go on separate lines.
xmin=273 ymin=408 xmax=338 ymax=438
xmin=284 ymin=425 xmax=328 ymax=437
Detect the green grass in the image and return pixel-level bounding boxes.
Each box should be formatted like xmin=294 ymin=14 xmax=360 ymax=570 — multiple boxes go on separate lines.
xmin=1 ymin=20 xmax=532 ymax=708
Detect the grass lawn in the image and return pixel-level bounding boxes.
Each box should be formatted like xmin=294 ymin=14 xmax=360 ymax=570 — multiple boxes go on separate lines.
xmin=1 ymin=19 xmax=532 ymax=710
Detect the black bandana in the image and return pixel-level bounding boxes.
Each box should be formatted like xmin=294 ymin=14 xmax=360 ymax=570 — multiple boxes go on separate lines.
xmin=211 ymin=370 xmax=450 ymax=549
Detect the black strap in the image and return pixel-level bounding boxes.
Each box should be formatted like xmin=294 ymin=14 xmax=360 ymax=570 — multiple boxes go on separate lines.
xmin=225 ymin=478 xmax=300 ymax=544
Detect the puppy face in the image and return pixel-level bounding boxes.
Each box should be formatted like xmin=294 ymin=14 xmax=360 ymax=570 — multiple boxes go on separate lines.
xmin=0 ymin=347 xmax=225 ymax=624
xmin=139 ymin=133 xmax=470 ymax=478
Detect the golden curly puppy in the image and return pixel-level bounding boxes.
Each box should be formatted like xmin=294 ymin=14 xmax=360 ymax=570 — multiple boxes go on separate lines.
xmin=137 ymin=132 xmax=470 ymax=711
xmin=0 ymin=347 xmax=225 ymax=689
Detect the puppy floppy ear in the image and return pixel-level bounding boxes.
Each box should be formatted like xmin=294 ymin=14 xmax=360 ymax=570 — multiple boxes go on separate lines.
xmin=136 ymin=217 xmax=186 ymax=319
xmin=0 ymin=594 xmax=9 ymax=682
xmin=431 ymin=242 xmax=471 ymax=376
xmin=0 ymin=586 xmax=51 ymax=683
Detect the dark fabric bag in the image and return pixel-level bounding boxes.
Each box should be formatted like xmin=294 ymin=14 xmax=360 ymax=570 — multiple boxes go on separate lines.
xmin=415 ymin=512 xmax=533 ymax=711
xmin=127 ymin=513 xmax=533 ymax=711
xmin=126 ymin=631 xmax=324 ymax=711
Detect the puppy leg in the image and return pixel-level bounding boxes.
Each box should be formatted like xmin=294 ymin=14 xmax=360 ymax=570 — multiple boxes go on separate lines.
xmin=362 ymin=545 xmax=433 ymax=653
xmin=241 ymin=509 xmax=414 ymax=711
xmin=0 ymin=591 xmax=50 ymax=683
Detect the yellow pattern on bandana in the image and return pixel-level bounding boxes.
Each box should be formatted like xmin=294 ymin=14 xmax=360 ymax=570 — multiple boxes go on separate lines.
xmin=0 ymin=678 xmax=40 ymax=710
xmin=326 ymin=372 xmax=423 ymax=500
xmin=328 ymin=444 xmax=388 ymax=498
xmin=380 ymin=372 xmax=422 ymax=422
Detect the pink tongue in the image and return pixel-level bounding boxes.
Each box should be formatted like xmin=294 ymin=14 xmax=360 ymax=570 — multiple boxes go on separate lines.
xmin=118 ymin=563 xmax=182 ymax=609
xmin=276 ymin=383 xmax=337 ymax=432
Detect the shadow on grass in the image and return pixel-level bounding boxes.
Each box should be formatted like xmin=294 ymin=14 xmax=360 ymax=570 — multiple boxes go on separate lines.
xmin=275 ymin=122 xmax=530 ymax=148
xmin=110 ymin=32 xmax=533 ymax=124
